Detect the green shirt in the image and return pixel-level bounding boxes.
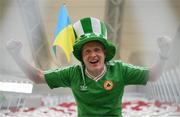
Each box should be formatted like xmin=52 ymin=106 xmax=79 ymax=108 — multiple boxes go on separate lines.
xmin=44 ymin=60 xmax=149 ymax=117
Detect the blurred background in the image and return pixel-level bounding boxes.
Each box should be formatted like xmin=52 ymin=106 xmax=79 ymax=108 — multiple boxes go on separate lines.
xmin=0 ymin=0 xmax=180 ymax=116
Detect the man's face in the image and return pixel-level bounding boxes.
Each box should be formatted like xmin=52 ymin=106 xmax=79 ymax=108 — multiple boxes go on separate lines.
xmin=82 ymin=41 xmax=106 ymax=73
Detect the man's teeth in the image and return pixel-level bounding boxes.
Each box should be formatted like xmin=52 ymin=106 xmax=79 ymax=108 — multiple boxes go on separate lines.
xmin=90 ymin=60 xmax=98 ymax=63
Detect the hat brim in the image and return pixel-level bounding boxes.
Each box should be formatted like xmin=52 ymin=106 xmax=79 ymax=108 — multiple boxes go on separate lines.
xmin=73 ymin=35 xmax=116 ymax=62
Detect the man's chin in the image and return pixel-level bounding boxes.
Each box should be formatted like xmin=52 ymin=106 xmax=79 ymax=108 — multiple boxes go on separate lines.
xmin=90 ymin=65 xmax=103 ymax=70
xmin=90 ymin=63 xmax=99 ymax=67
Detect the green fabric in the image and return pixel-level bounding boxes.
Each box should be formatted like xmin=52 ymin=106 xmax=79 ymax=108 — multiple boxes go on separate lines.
xmin=44 ymin=60 xmax=149 ymax=117
xmin=100 ymin=21 xmax=107 ymax=37
xmin=80 ymin=17 xmax=92 ymax=33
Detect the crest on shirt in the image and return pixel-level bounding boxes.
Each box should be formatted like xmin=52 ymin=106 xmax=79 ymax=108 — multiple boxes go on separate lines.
xmin=104 ymin=80 xmax=113 ymax=90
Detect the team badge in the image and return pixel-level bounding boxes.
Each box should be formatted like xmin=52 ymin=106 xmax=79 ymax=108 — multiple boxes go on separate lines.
xmin=104 ymin=80 xmax=113 ymax=90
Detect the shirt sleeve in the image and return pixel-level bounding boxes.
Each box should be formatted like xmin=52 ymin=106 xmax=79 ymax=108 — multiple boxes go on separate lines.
xmin=43 ymin=66 xmax=76 ymax=89
xmin=121 ymin=62 xmax=149 ymax=85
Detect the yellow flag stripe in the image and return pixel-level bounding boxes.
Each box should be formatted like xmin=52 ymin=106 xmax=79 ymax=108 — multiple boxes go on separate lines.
xmin=53 ymin=25 xmax=75 ymax=62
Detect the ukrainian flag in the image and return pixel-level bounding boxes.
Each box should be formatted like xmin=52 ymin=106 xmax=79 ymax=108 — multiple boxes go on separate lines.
xmin=53 ymin=5 xmax=75 ymax=62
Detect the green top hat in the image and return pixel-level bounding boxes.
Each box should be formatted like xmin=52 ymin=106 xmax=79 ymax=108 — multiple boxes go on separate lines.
xmin=73 ymin=17 xmax=116 ymax=62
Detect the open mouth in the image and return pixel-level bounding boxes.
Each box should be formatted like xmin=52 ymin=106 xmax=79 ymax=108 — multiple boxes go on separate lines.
xmin=89 ymin=59 xmax=99 ymax=64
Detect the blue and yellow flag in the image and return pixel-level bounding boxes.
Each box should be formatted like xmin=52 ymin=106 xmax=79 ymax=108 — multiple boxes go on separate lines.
xmin=53 ymin=5 xmax=75 ymax=62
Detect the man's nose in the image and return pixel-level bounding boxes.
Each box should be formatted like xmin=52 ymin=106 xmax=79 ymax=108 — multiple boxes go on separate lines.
xmin=90 ymin=51 xmax=96 ymax=57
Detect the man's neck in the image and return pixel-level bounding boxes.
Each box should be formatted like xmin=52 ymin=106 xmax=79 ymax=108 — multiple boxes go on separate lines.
xmin=85 ymin=65 xmax=106 ymax=80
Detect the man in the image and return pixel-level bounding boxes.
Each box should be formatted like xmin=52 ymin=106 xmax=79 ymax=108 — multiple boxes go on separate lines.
xmin=6 ymin=17 xmax=171 ymax=117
